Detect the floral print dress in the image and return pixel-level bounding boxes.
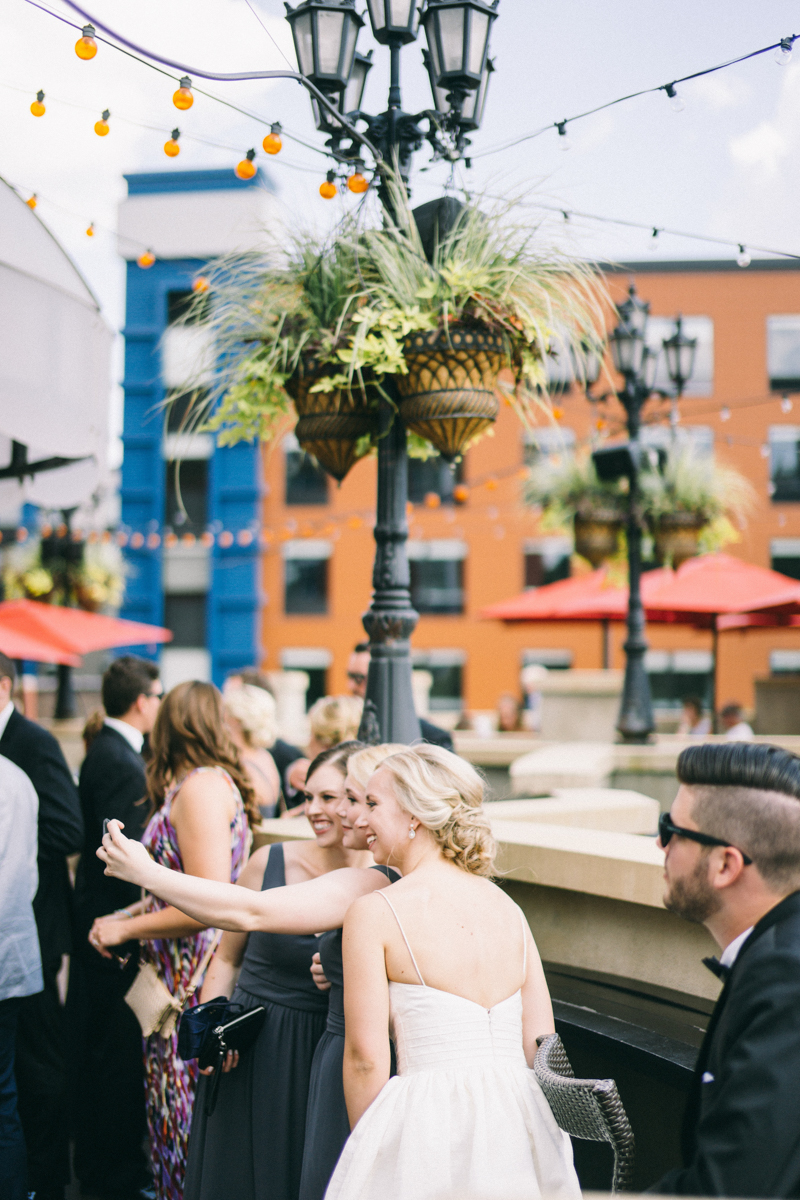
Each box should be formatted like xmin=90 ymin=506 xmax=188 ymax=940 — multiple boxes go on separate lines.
xmin=140 ymin=767 xmax=250 ymax=1200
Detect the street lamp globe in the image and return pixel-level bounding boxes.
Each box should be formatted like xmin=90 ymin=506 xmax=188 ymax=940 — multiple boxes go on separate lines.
xmin=609 ymin=319 xmax=647 ymax=378
xmin=365 ymin=0 xmax=419 ymax=45
xmin=422 ymin=0 xmax=498 ymax=101
xmin=663 ymin=314 xmax=698 ymax=393
xmin=423 ymin=48 xmax=449 ymax=114
xmin=285 ymin=0 xmax=364 ymax=94
xmin=341 ymin=49 xmax=373 ymax=114
xmin=459 ymin=56 xmax=495 ymax=130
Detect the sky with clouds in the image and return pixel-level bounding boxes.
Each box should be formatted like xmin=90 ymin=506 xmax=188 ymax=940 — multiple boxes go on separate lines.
xmin=3 ymin=0 xmax=800 ymax=456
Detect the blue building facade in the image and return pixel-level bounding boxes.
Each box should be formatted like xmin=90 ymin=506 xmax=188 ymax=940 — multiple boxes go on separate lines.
xmin=119 ymin=169 xmax=273 ymax=686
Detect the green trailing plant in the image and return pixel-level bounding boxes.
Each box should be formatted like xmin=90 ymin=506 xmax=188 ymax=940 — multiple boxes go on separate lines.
xmin=173 ymin=179 xmax=607 ymax=456
xmin=526 ymin=446 xmax=629 ymax=530
xmin=638 ymin=447 xmax=756 ymax=526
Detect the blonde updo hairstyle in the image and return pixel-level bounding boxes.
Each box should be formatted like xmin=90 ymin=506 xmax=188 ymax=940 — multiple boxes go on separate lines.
xmin=377 ymin=744 xmax=496 ymax=877
xmin=308 ymin=695 xmax=363 ymax=749
xmin=346 ymin=744 xmax=407 ymax=791
xmin=223 ymin=683 xmax=278 ymax=749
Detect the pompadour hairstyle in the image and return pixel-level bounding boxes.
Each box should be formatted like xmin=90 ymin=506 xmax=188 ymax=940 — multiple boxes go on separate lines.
xmin=677 ymin=742 xmax=800 ymax=891
xmin=677 ymin=742 xmax=800 ymax=799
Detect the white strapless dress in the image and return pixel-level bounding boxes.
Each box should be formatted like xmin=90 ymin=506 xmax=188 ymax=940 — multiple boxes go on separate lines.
xmin=324 ymin=979 xmax=581 ymax=1200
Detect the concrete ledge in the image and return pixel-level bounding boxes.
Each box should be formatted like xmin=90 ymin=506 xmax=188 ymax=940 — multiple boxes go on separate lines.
xmin=488 ymin=790 xmax=659 ymax=834
xmin=510 ymin=742 xmax=615 ymax=793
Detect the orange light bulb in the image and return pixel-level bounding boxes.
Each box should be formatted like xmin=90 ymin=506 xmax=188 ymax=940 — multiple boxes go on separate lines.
xmin=86 ymin=222 xmax=95 ymax=237
xmin=173 ymin=77 xmax=193 ymax=110
xmin=30 ymin=90 xmax=45 ymax=117
xmin=75 ymin=25 xmax=97 ymax=59
xmin=137 ymin=250 xmax=155 ymax=269
xmin=164 ymin=129 xmax=180 ymax=157
xmin=320 ymin=171 xmax=337 ymax=199
xmin=263 ymin=122 xmax=282 ymax=154
xmin=26 ymin=194 xmax=37 ymax=209
xmin=347 ymin=171 xmax=369 ymax=194
xmin=551 ymin=405 xmax=564 ymax=420
xmin=94 ymin=109 xmax=110 ymax=136
xmin=235 ymin=149 xmax=257 ymax=179
xmin=453 ymin=484 xmax=469 ymax=504
xmin=424 ymin=491 xmax=441 ymax=509
xmin=192 ymin=276 xmax=210 ymax=294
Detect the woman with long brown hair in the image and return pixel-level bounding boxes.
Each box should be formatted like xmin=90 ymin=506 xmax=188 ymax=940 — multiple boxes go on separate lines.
xmin=89 ymin=681 xmax=257 ymax=1200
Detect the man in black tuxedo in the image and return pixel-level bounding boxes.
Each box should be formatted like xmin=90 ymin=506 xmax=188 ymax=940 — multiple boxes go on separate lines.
xmin=650 ymin=741 xmax=800 ymax=1196
xmin=70 ymin=655 xmax=162 ymax=1200
xmin=347 ymin=643 xmax=455 ymax=750
xmin=0 ymin=651 xmax=83 ymax=1200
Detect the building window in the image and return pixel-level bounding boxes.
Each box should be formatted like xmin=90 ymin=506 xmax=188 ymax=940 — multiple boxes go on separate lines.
xmin=640 ymin=425 xmax=714 ymax=456
xmin=645 ymin=649 xmax=712 ymax=710
xmin=524 ymin=426 xmax=575 ymax=468
xmin=163 ymin=593 xmax=207 ymax=648
xmin=771 ymin=539 xmax=800 ymax=579
xmin=165 ymin=459 xmax=208 ymax=534
xmin=284 ymin=436 xmax=328 ymax=506
xmin=769 ymin=427 xmax=800 ymax=501
xmin=408 ymin=455 xmax=464 ymax=504
xmin=412 ymin=650 xmax=465 ymax=711
xmin=767 ymin=316 xmax=800 ymax=392
xmin=521 ymin=648 xmax=573 ymax=670
xmin=523 ymin=537 xmax=571 ymax=589
xmin=408 ymin=540 xmax=466 ymax=615
xmin=283 ymin=540 xmax=332 ymax=615
xmin=770 ymin=650 xmax=800 ymax=675
xmin=645 ymin=316 xmax=714 ymax=397
xmin=281 ymin=648 xmax=333 ymax=708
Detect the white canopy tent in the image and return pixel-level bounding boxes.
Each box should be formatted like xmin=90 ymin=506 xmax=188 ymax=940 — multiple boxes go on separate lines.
xmin=0 ymin=176 xmax=112 ymax=518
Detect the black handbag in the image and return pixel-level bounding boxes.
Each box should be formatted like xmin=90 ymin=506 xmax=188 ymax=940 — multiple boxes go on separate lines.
xmin=178 ymin=999 xmax=267 ymax=1116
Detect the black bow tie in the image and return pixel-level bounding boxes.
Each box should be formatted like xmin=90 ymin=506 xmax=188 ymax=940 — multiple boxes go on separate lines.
xmin=703 ymin=956 xmax=731 ymax=981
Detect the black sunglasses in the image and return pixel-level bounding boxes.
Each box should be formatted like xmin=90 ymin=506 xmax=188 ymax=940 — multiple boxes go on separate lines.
xmin=658 ymin=811 xmax=752 ymax=865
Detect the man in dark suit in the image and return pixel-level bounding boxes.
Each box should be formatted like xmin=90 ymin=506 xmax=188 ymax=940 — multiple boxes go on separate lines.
xmin=347 ymin=643 xmax=455 ymax=750
xmin=650 ymin=741 xmax=800 ymax=1196
xmin=70 ymin=655 xmax=162 ymax=1200
xmin=0 ymin=651 xmax=83 ymax=1200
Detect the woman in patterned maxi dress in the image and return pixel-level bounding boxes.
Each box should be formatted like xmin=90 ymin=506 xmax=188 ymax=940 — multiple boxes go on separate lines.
xmin=89 ymin=681 xmax=258 ymax=1200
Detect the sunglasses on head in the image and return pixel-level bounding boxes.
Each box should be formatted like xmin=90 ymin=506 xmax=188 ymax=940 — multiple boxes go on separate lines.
xmin=347 ymin=672 xmax=367 ymax=685
xmin=658 ymin=811 xmax=752 ymax=865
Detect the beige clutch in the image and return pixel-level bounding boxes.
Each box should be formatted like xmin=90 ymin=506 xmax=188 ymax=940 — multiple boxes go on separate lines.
xmin=125 ymin=933 xmax=221 ymax=1041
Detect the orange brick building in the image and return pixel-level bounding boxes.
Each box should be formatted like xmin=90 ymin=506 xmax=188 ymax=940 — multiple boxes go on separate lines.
xmin=258 ymin=259 xmax=800 ymax=719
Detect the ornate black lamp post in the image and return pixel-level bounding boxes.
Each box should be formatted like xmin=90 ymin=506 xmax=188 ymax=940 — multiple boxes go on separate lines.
xmin=663 ymin=315 xmax=698 ymax=437
xmin=284 ymin=0 xmax=498 ymax=741
xmin=592 ymin=287 xmax=696 ymax=743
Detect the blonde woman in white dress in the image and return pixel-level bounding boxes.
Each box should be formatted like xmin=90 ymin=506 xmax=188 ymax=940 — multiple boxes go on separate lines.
xmin=326 ymin=744 xmax=580 ymax=1200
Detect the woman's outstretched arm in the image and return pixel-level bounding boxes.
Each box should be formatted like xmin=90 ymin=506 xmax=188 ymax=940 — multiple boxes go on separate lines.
xmin=341 ymin=894 xmax=392 ymax=1128
xmin=98 ymin=820 xmax=393 ymax=933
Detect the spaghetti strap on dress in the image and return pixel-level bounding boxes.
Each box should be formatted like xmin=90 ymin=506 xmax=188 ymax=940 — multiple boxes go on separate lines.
xmin=324 ymin=901 xmax=579 ymax=1200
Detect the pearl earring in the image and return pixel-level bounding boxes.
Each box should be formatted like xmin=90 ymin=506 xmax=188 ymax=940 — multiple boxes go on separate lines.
xmin=408 ymin=826 xmax=416 ymax=840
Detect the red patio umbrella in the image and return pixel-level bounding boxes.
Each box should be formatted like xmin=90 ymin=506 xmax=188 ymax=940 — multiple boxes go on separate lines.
xmin=0 ymin=599 xmax=172 ymax=656
xmin=481 ymin=553 xmax=800 ymax=713
xmin=0 ymin=624 xmax=80 ymax=667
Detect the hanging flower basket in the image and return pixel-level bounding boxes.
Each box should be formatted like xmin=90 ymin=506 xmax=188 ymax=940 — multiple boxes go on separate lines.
xmin=286 ymin=359 xmax=378 ymax=483
xmin=653 ymin=511 xmax=706 ymax=569
xmin=574 ymin=511 xmax=624 ymax=567
xmin=396 ymin=324 xmax=506 ymax=458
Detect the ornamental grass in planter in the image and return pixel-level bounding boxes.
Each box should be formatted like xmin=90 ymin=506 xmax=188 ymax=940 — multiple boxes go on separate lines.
xmin=173 ymin=181 xmax=605 ymax=477
xmin=639 ymin=449 xmax=755 ymax=568
xmin=527 ymin=450 xmax=629 ymax=567
xmin=351 ymin=183 xmax=606 ymax=458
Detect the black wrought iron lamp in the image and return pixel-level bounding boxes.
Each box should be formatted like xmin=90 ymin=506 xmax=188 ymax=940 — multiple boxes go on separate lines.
xmin=284 ymin=0 xmax=499 ymax=743
xmin=663 ymin=314 xmax=698 ymax=433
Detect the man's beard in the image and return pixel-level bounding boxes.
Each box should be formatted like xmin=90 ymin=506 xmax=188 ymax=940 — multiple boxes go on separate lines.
xmin=664 ymin=852 xmax=722 ymax=924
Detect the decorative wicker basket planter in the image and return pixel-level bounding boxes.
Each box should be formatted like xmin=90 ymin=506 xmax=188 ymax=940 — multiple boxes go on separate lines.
xmin=574 ymin=512 xmax=624 ymax=567
xmin=653 ymin=511 xmax=705 ymax=568
xmin=286 ymin=360 xmax=378 ymax=483
xmin=396 ymin=324 xmax=506 ymax=458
